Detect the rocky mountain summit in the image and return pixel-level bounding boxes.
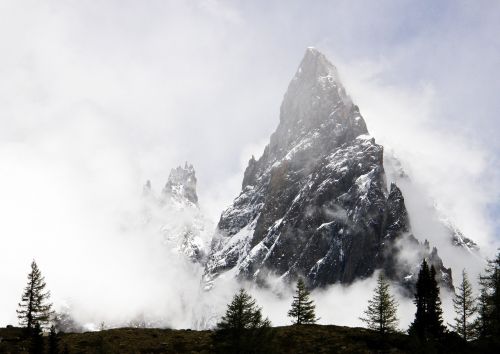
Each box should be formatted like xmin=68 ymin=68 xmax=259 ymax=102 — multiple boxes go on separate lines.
xmin=143 ymin=163 xmax=212 ymax=262
xmin=161 ymin=163 xmax=199 ymax=206
xmin=204 ymin=48 xmax=454 ymax=292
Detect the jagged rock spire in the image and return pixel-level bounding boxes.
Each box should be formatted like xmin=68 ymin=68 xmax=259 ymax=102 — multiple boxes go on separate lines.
xmin=204 ymin=48 xmax=453 ymax=293
xmin=162 ymin=162 xmax=198 ymax=205
xmin=267 ymin=48 xmax=366 ymax=163
xmin=142 ymin=163 xmax=212 ymax=263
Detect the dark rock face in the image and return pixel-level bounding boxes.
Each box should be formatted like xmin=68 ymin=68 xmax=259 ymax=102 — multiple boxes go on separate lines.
xmin=204 ymin=48 xmax=452 ymax=291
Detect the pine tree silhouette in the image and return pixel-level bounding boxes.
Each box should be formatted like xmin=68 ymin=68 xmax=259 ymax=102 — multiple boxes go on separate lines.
xmin=215 ymin=288 xmax=271 ymax=354
xmin=360 ymin=272 xmax=399 ymax=333
xmin=408 ymin=259 xmax=445 ymax=339
xmin=288 ymin=278 xmax=317 ymax=325
xmin=475 ymin=251 xmax=500 ymax=338
xmin=17 ymin=260 xmax=54 ymax=330
xmin=450 ymin=270 xmax=477 ymax=341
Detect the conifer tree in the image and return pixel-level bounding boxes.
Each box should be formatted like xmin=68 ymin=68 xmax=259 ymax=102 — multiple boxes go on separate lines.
xmin=475 ymin=278 xmax=491 ymax=338
xmin=450 ymin=270 xmax=477 ymax=341
xmin=475 ymin=251 xmax=500 ymax=338
xmin=215 ymin=288 xmax=271 ymax=354
xmin=427 ymin=265 xmax=446 ymax=337
xmin=408 ymin=259 xmax=446 ymax=339
xmin=360 ymin=272 xmax=399 ymax=333
xmin=409 ymin=259 xmax=430 ymax=338
xmin=17 ymin=260 xmax=54 ymax=330
xmin=217 ymin=288 xmax=271 ymax=331
xmin=288 ymin=278 xmax=317 ymax=325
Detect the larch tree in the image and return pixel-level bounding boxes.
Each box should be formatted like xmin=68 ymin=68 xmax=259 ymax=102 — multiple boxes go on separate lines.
xmin=450 ymin=269 xmax=477 ymax=341
xmin=360 ymin=272 xmax=399 ymax=334
xmin=17 ymin=260 xmax=54 ymax=330
xmin=288 ymin=278 xmax=317 ymax=325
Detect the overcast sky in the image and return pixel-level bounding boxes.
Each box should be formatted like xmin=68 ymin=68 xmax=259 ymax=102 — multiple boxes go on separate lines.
xmin=0 ymin=0 xmax=499 ymax=326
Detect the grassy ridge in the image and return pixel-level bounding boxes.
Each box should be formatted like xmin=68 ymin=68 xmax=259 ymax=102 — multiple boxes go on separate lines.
xmin=0 ymin=325 xmax=495 ymax=353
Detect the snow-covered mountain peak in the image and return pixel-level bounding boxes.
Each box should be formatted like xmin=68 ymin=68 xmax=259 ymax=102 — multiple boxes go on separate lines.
xmin=205 ymin=48 xmax=455 ymax=293
xmin=287 ymin=47 xmax=351 ymax=115
xmin=162 ymin=162 xmax=198 ymax=206
xmin=296 ymin=47 xmax=339 ymax=84
xmin=141 ymin=164 xmax=213 ymax=262
xmin=262 ymin=48 xmax=365 ymax=168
